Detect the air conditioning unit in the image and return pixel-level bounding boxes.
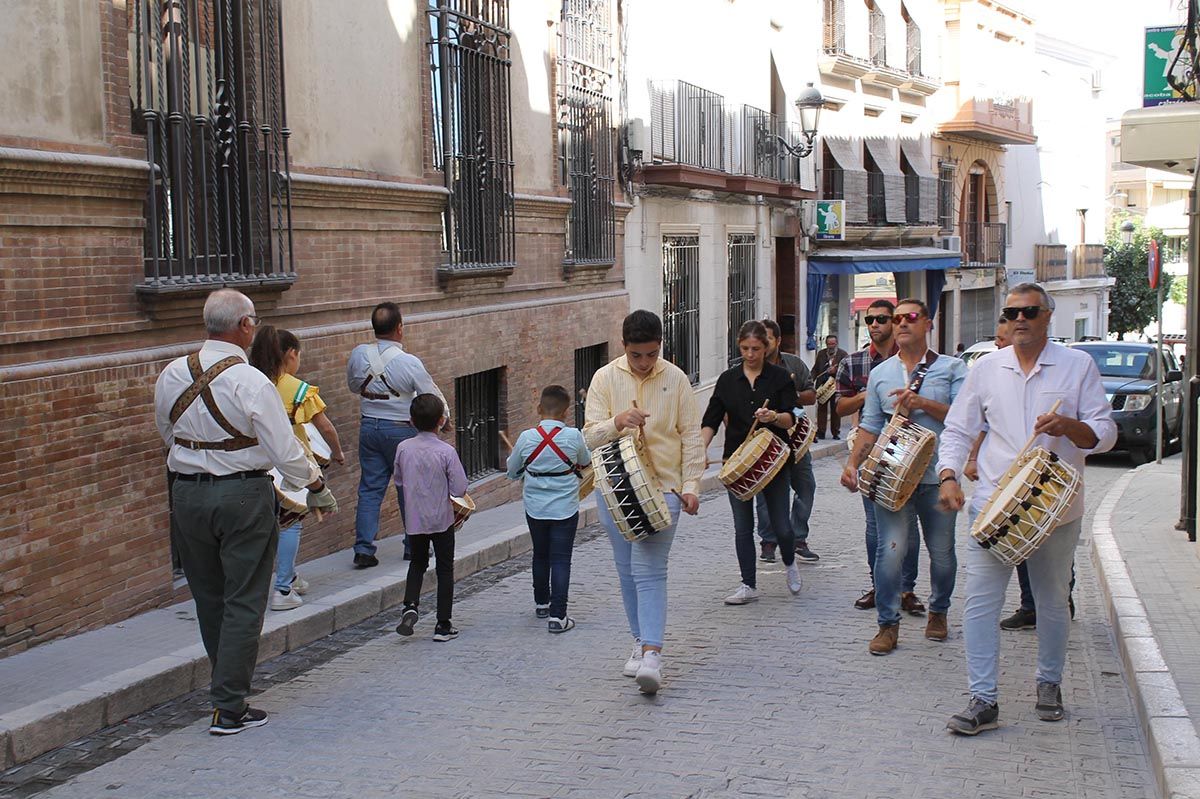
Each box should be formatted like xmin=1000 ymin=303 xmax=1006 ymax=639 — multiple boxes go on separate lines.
xmin=941 ymin=235 xmax=962 ymax=252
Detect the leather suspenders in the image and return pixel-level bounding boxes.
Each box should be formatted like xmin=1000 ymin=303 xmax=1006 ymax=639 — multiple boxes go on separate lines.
xmin=170 ymin=353 xmax=259 ymax=452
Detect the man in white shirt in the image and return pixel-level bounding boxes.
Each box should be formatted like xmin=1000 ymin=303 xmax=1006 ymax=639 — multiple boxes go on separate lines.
xmin=345 ymin=302 xmax=449 ymax=567
xmin=936 ymin=283 xmax=1116 ymax=735
xmin=154 ymin=289 xmax=336 ymax=736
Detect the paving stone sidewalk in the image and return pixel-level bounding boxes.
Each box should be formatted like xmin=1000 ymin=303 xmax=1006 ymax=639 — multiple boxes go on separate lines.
xmin=28 ymin=457 xmax=1157 ymax=798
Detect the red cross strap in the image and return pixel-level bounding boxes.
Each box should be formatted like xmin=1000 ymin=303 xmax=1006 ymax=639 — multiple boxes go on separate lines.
xmin=522 ymin=425 xmax=579 ymax=475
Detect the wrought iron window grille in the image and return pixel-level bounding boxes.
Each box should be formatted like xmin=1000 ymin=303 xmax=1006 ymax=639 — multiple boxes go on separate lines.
xmin=727 ymin=235 xmax=757 ymax=366
xmin=937 ymin=161 xmax=956 ymax=231
xmin=573 ymin=342 xmax=608 ymax=428
xmin=662 ymin=235 xmax=700 ymax=385
xmin=455 ymin=367 xmax=503 ymax=482
xmin=428 ymin=0 xmax=517 ymax=273
xmin=130 ymin=0 xmax=294 ymax=294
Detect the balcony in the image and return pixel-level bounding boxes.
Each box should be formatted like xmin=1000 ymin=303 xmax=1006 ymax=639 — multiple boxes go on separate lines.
xmin=645 ymin=80 xmax=814 ymax=199
xmin=1035 ymin=243 xmax=1067 ymax=281
xmin=964 ymin=222 xmax=1006 ymax=267
xmin=1073 ymin=244 xmax=1106 ymax=278
xmin=938 ymin=97 xmax=1036 ymax=145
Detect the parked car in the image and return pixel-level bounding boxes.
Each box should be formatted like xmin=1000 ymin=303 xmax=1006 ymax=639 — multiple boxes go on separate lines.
xmin=1067 ymin=341 xmax=1185 ymax=464
xmin=960 ymin=340 xmax=996 ymax=368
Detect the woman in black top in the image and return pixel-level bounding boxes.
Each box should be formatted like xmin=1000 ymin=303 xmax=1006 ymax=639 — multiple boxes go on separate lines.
xmin=702 ymin=321 xmax=803 ymax=604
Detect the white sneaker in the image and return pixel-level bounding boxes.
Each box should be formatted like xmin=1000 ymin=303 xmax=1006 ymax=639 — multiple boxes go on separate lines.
xmin=622 ymin=642 xmax=643 ymax=677
xmin=269 ymin=588 xmax=303 ymax=611
xmin=724 ymin=584 xmax=759 ymax=605
xmin=635 ymin=651 xmax=663 ymax=694
xmin=786 ymin=563 xmax=803 ymax=595
xmin=290 ymin=574 xmax=309 ymax=596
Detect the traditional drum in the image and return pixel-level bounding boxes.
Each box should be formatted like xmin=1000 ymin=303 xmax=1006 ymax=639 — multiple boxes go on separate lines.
xmin=269 ymin=468 xmax=311 ymax=528
xmin=815 ymin=377 xmax=837 ymax=404
xmin=719 ymin=428 xmax=790 ymax=501
xmin=450 ymin=494 xmax=476 ymax=532
xmin=577 ymin=464 xmax=595 ymax=501
xmin=304 ymin=422 xmax=332 ymax=467
xmin=970 ymin=447 xmax=1081 ymax=566
xmin=856 ymin=416 xmax=937 ymax=512
xmin=787 ymin=414 xmax=817 ymax=463
xmin=592 ymin=435 xmax=673 ymax=542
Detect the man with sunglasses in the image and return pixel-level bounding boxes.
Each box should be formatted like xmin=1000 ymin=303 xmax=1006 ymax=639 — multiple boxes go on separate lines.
xmin=938 ymin=283 xmax=1115 ymax=735
xmin=835 ymin=300 xmax=923 ymax=614
xmin=841 ymin=299 xmax=966 ymax=656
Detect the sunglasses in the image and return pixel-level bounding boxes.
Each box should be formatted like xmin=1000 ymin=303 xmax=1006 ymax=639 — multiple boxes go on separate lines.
xmin=892 ymin=312 xmax=925 ymax=324
xmin=863 ymin=314 xmax=892 ymax=325
xmin=1000 ymin=306 xmax=1046 ymax=321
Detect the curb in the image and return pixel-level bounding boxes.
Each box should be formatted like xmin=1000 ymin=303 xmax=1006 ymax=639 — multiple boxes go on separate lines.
xmin=1091 ymin=464 xmax=1200 ymax=799
xmin=0 ymin=440 xmax=843 ymax=770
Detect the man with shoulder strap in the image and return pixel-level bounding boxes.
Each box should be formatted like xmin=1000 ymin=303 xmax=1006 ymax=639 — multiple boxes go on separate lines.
xmin=345 ymin=302 xmax=449 ymax=568
xmin=153 ymin=289 xmax=337 ymax=736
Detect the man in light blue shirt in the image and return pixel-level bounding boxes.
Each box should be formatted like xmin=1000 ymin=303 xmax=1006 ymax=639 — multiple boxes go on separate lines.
xmin=841 ymin=298 xmax=966 ymax=656
xmin=345 ymin=302 xmax=449 ymax=568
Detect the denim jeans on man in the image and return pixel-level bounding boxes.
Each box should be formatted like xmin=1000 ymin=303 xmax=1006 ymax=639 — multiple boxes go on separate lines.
xmin=731 ymin=463 xmax=795 ymax=586
xmin=1015 ymin=559 xmax=1077 ymax=613
xmin=274 ymin=520 xmax=302 ymax=592
xmin=354 ymin=417 xmax=417 ymax=556
xmin=873 ymin=483 xmax=956 ymax=626
xmin=757 ymin=451 xmax=815 ymax=544
xmin=527 ymin=513 xmax=578 ymax=619
xmin=599 ymin=492 xmax=681 ymax=649
xmin=963 ymin=515 xmax=1082 ymax=703
xmin=863 ymin=495 xmax=919 ymax=590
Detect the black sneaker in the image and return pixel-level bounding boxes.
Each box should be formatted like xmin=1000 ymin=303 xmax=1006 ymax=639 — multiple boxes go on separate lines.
xmin=353 ymin=552 xmax=379 ymax=569
xmin=1036 ymin=681 xmax=1064 ymax=722
xmin=535 ymin=604 xmax=551 ymax=619
xmin=209 ymin=706 xmax=269 ymax=736
xmin=1000 ymin=607 xmax=1036 ymax=630
xmin=396 ymin=606 xmax=418 ymax=636
xmin=794 ymin=542 xmax=820 ymax=562
xmin=946 ymin=697 xmax=999 ymax=736
xmin=759 ymin=542 xmax=777 ymax=563
xmin=433 ymin=622 xmax=459 ymax=642
xmin=548 ymin=617 xmax=575 ymax=634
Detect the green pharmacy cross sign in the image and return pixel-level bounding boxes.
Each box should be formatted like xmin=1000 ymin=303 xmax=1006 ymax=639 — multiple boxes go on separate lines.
xmin=1144 ymin=25 xmax=1190 ymax=107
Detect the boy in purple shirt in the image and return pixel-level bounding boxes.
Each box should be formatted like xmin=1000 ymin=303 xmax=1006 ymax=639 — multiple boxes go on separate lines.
xmin=393 ymin=394 xmax=468 ymax=641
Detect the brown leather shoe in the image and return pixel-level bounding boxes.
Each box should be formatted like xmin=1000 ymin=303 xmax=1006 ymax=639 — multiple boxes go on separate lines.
xmin=869 ymin=623 xmax=898 ymax=655
xmin=925 ymin=611 xmax=948 ymax=641
xmin=854 ymin=589 xmax=876 ymax=610
xmin=901 ymin=592 xmax=926 ymax=616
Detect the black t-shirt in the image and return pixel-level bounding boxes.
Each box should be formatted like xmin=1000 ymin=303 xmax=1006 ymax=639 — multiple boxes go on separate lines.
xmin=702 ymin=362 xmax=799 ymax=459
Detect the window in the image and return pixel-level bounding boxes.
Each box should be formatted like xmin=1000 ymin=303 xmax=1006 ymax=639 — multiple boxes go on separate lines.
xmin=559 ymin=0 xmax=616 ymax=266
xmin=901 ymin=153 xmax=920 ymax=224
xmin=130 ymin=0 xmax=293 ymax=292
xmin=822 ymin=142 xmax=844 ymax=200
xmin=662 ymin=236 xmax=700 ymax=384
xmin=865 ymin=148 xmax=886 ymax=225
xmin=824 ymin=0 xmax=846 ymax=54
xmin=455 ymin=368 xmax=503 ymax=481
xmin=902 ymin=4 xmax=921 ymax=75
xmin=727 ymin=235 xmax=757 ymax=365
xmin=573 ymin=343 xmax=608 ymax=428
xmin=428 ymin=0 xmax=516 ymax=270
xmin=937 ymin=162 xmax=956 ymax=231
xmin=867 ymin=0 xmax=886 ymax=66
xmin=1005 ymin=201 xmax=1014 ymax=245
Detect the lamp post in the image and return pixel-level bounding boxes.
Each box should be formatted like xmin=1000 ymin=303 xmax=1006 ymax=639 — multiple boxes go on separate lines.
xmin=775 ymin=83 xmax=824 ymax=158
xmin=1120 ymin=219 xmax=1136 ymax=245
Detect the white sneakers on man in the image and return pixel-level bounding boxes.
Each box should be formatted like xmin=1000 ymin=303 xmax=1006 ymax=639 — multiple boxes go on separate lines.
xmin=786 ymin=563 xmax=803 ymax=595
xmin=724 ymin=583 xmax=759 ymax=605
xmin=269 ymin=588 xmax=303 ymax=611
xmin=622 ymin=642 xmax=643 ymax=677
xmin=290 ymin=574 xmax=309 ymax=595
xmin=635 ymin=651 xmax=663 ymax=694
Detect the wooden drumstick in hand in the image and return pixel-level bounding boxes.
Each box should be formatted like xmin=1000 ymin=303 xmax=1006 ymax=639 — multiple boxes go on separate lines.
xmin=499 ymin=430 xmax=515 ymax=451
xmin=747 ymin=399 xmax=770 ymax=436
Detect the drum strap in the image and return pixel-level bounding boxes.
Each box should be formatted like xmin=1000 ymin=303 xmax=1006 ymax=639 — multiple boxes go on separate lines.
xmin=170 ymin=353 xmax=260 ymax=452
xmin=359 ymin=345 xmax=404 ymax=401
xmin=521 ymin=425 xmax=582 ymax=478
xmin=906 ymin=356 xmax=935 ymax=394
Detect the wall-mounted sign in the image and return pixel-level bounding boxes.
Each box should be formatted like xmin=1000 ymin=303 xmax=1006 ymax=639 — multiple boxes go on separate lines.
xmin=814 ymin=200 xmax=845 ymax=241
xmin=1144 ymin=26 xmax=1190 ymax=107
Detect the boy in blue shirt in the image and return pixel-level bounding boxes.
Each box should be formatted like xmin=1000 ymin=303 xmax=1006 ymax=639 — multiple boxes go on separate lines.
xmin=506 ymin=385 xmax=591 ymax=633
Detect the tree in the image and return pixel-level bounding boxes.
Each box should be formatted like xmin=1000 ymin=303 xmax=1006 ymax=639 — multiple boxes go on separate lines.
xmin=1105 ymin=217 xmax=1173 ymax=339
xmin=1170 ymin=274 xmax=1188 ymax=306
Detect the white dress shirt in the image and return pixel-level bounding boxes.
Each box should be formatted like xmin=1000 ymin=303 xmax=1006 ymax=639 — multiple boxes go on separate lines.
xmin=154 ymin=339 xmax=318 ymax=490
xmin=345 ymin=340 xmax=449 ymax=422
xmin=937 ymin=341 xmax=1117 ymax=524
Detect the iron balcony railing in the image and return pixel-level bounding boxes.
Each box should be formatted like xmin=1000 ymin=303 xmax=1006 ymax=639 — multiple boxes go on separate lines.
xmin=867 ymin=170 xmax=886 ymax=225
xmin=869 ymin=3 xmax=887 ymax=66
xmin=964 ymin=222 xmax=1007 ymax=266
xmin=822 ymin=165 xmax=845 ymax=200
xmin=906 ymin=18 xmax=921 ymax=76
xmin=823 ymin=0 xmax=846 ymax=54
xmin=905 ymin=173 xmax=920 ymax=224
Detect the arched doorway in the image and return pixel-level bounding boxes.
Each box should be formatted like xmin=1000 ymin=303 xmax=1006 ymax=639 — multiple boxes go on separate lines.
xmin=959 ymin=160 xmax=1000 ymax=265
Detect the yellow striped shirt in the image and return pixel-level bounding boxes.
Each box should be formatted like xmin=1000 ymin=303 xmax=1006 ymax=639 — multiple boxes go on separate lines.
xmin=583 ymin=355 xmax=705 ymax=496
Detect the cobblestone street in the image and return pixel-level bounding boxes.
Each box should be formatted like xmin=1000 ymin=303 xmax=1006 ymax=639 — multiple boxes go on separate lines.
xmin=29 ymin=456 xmax=1156 ymax=798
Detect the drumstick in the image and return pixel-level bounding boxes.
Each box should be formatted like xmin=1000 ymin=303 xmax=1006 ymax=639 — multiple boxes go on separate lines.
xmin=631 ymin=401 xmax=684 ymax=501
xmin=746 ymin=399 xmax=770 ymax=436
xmin=499 ymin=430 xmax=514 ymax=451
xmin=1015 ymin=398 xmax=1063 ymax=462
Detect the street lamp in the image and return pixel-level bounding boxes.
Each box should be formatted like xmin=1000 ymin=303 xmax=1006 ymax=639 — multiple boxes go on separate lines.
xmin=775 ymin=82 xmax=824 ymax=158
xmin=1120 ymin=219 xmax=1136 ymax=245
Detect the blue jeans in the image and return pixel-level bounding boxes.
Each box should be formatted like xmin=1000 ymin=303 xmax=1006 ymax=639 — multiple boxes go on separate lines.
xmin=757 ymin=451 xmax=815 ymax=544
xmin=1016 ymin=560 xmax=1077 ymax=612
xmin=599 ymin=492 xmax=681 ymax=650
xmin=527 ymin=513 xmax=578 ymax=618
xmin=274 ymin=520 xmax=302 ymax=591
xmin=963 ymin=516 xmax=1082 ymax=703
xmin=863 ymin=495 xmax=919 ymax=592
xmin=873 ymin=483 xmax=957 ymax=626
xmin=354 ymin=417 xmax=417 ymax=556
xmin=731 ymin=463 xmax=795 ymax=587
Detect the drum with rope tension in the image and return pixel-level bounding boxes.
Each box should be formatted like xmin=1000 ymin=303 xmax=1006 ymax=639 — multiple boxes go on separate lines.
xmin=969 ymin=447 xmax=1080 ymax=566
xmin=719 ymin=428 xmax=790 ymax=501
xmin=856 ymin=416 xmax=937 ymax=512
xmin=786 ymin=414 xmax=817 ymax=463
xmin=592 ymin=435 xmax=672 ymax=542
xmin=815 ymin=377 xmax=837 ymax=404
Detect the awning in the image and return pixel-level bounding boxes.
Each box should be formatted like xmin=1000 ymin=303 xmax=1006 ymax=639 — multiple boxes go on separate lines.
xmin=824 ymin=136 xmax=863 ymax=170
xmin=808 ymin=246 xmax=962 ymax=275
xmin=865 ymin=139 xmax=907 ymax=224
xmin=851 ymin=296 xmax=896 ymax=313
xmin=899 ymin=139 xmax=935 ymax=178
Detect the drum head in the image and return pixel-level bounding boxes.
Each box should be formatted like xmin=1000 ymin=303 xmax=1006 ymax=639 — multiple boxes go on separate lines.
xmin=304 ymin=423 xmax=332 ymax=462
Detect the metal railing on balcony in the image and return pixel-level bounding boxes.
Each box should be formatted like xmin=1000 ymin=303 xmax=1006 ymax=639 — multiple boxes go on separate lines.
xmin=867 ymin=171 xmax=886 ymax=224
xmin=824 ymin=0 xmax=845 ymax=53
xmin=1034 ymin=244 xmax=1067 ymax=281
xmin=1073 ymin=244 xmax=1106 ymax=278
xmin=822 ymin=166 xmax=845 ymax=200
xmin=964 ymin=222 xmax=1006 ymax=266
xmin=869 ymin=3 xmax=887 ymax=66
xmin=904 ymin=174 xmax=920 ymax=224
xmin=906 ymin=18 xmax=921 ymax=76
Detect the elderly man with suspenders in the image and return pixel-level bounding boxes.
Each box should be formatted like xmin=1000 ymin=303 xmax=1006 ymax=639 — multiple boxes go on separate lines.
xmin=345 ymin=302 xmax=450 ymax=568
xmin=154 ymin=289 xmax=337 ymax=735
